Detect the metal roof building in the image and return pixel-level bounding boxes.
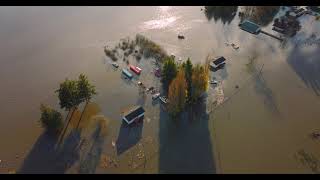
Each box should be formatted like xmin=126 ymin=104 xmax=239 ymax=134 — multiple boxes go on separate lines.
xmin=239 ymin=20 xmax=261 ymax=34
xmin=123 ymin=106 xmax=145 ymax=124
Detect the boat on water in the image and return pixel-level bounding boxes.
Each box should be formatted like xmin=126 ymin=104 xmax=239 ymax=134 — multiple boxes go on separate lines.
xmin=146 ymin=86 xmax=154 ymax=92
xmin=130 ymin=65 xmax=142 ymax=75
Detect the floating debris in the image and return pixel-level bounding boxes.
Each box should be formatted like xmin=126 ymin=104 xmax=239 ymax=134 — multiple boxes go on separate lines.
xmin=225 ymin=42 xmax=240 ymax=50
xmin=295 ymin=149 xmax=320 ymax=173
xmin=178 ymin=35 xmax=185 ymax=39
xmin=231 ymin=43 xmax=239 ymax=50
xmin=112 ymin=140 xmax=116 ymax=147
xmin=146 ymin=118 xmax=151 ymax=123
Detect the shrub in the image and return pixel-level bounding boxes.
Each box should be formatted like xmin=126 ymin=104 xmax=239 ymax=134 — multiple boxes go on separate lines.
xmin=104 ymin=48 xmax=117 ymax=61
xmin=40 ymin=104 xmax=63 ymax=134
xmin=135 ymin=34 xmax=168 ymax=62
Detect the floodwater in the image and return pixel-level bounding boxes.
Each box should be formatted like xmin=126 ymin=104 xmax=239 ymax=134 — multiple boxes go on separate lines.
xmin=0 ymin=6 xmax=320 ymax=173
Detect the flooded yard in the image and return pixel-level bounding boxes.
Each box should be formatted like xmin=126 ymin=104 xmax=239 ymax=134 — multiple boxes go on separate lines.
xmin=0 ymin=6 xmax=320 ymax=173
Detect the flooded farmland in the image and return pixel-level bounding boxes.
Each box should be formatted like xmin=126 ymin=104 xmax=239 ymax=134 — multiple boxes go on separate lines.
xmin=0 ymin=6 xmax=320 ymax=174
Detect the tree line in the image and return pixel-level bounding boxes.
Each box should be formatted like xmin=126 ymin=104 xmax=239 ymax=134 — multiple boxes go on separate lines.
xmin=161 ymin=56 xmax=209 ymax=118
xmin=40 ymin=74 xmax=96 ymax=142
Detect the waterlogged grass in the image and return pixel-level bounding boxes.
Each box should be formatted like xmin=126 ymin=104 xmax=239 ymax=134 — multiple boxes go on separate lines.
xmin=135 ymin=34 xmax=168 ymax=62
xmin=104 ymin=34 xmax=168 ymax=63
xmin=104 ymin=48 xmax=117 ymax=61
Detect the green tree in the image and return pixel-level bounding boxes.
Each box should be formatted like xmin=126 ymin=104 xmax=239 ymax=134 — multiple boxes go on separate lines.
xmin=55 ymin=78 xmax=82 ymax=144
xmin=76 ymin=74 xmax=97 ymax=129
xmin=168 ymin=67 xmax=187 ymax=119
xmin=184 ymin=58 xmax=193 ymax=103
xmin=40 ymin=104 xmax=63 ymax=135
xmin=161 ymin=56 xmax=178 ymax=93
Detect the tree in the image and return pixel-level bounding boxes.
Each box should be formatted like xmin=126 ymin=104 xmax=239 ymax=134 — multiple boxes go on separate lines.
xmin=161 ymin=56 xmax=178 ymax=93
xmin=168 ymin=67 xmax=187 ymax=119
xmin=55 ymin=78 xmax=82 ymax=144
xmin=190 ymin=64 xmax=209 ymax=103
xmin=76 ymin=74 xmax=97 ymax=129
xmin=40 ymin=104 xmax=63 ymax=135
xmin=184 ymin=58 xmax=193 ymax=103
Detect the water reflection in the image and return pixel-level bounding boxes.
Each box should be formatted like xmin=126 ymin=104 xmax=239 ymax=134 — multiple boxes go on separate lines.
xmin=287 ymin=45 xmax=320 ymax=96
xmin=204 ymin=6 xmax=238 ymax=25
xmin=159 ymin=98 xmax=216 ymax=173
xmin=141 ymin=7 xmax=180 ymax=30
xmin=239 ymin=6 xmax=280 ymax=27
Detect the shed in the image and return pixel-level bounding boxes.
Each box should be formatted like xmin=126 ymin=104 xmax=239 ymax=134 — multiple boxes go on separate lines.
xmin=239 ymin=20 xmax=261 ymax=34
xmin=123 ymin=106 xmax=145 ymax=124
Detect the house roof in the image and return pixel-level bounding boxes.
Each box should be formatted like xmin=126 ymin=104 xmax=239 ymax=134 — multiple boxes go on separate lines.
xmin=212 ymin=56 xmax=226 ymax=65
xmin=123 ymin=106 xmax=145 ymax=122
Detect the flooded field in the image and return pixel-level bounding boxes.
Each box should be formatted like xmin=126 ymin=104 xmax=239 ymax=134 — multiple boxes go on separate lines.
xmin=0 ymin=6 xmax=320 ymax=173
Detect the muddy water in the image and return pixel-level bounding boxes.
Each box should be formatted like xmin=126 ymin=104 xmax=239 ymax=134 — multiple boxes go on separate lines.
xmin=0 ymin=6 xmax=319 ymax=173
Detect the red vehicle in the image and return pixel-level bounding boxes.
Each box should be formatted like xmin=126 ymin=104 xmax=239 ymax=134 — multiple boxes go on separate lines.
xmin=129 ymin=65 xmax=142 ymax=75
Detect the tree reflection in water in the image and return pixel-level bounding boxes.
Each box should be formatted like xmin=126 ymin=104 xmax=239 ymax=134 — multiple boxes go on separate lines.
xmin=239 ymin=6 xmax=280 ymax=27
xmin=204 ymin=6 xmax=238 ymax=24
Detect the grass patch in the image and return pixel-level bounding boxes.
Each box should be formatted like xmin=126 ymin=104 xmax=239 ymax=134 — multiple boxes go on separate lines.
xmin=104 ymin=34 xmax=168 ymax=63
xmin=135 ymin=34 xmax=168 ymax=62
xmin=104 ymin=48 xmax=117 ymax=61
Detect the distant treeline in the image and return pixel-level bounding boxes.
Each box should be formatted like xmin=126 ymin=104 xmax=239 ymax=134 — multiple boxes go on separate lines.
xmin=204 ymin=6 xmax=238 ymax=24
xmin=239 ymin=6 xmax=280 ymax=27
